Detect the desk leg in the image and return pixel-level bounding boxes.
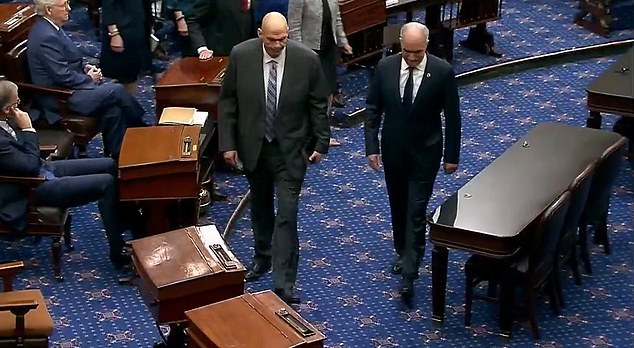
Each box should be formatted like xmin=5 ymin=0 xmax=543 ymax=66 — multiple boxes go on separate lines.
xmin=499 ymin=280 xmax=514 ymax=338
xmin=431 ymin=245 xmax=448 ymax=323
xmin=586 ymin=111 xmax=602 ymax=129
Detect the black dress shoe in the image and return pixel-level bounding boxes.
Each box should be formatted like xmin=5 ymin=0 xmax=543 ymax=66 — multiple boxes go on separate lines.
xmin=244 ymin=261 xmax=271 ymax=282
xmin=274 ymin=288 xmax=301 ymax=305
xmin=390 ymin=258 xmax=402 ymax=275
xmin=399 ymin=277 xmax=414 ymax=306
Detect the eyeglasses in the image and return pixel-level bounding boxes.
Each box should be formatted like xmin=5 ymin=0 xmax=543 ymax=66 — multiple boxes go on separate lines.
xmin=9 ymin=97 xmax=20 ymax=108
xmin=51 ymin=1 xmax=70 ymax=9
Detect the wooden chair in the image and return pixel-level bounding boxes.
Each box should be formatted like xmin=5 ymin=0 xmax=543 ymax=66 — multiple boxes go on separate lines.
xmin=559 ymin=163 xmax=596 ymax=287
xmin=0 ymin=261 xmax=53 ymax=348
xmin=582 ymin=137 xmax=628 ymax=255
xmin=4 ymin=40 xmax=100 ymax=158
xmin=464 ymin=191 xmax=571 ymax=339
xmin=0 ymin=174 xmax=73 ymax=282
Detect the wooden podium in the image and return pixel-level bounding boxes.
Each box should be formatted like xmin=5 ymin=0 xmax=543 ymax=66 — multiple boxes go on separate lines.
xmin=131 ymin=224 xmax=245 ymax=324
xmin=0 ymin=3 xmax=35 ymax=76
xmin=186 ymin=290 xmax=325 ymax=348
xmin=118 ymin=125 xmax=203 ymax=236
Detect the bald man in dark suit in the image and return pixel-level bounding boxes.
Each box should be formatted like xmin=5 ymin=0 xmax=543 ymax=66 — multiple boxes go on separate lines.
xmin=365 ymin=22 xmax=461 ymax=303
xmin=219 ymin=12 xmax=329 ymax=305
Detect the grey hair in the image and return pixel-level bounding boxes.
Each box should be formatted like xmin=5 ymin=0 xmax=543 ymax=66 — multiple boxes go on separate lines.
xmin=399 ymin=22 xmax=430 ymax=43
xmin=33 ymin=0 xmax=59 ymax=16
xmin=0 ymin=80 xmax=18 ymax=109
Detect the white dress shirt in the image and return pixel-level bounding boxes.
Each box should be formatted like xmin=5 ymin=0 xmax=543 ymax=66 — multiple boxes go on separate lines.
xmin=263 ymin=45 xmax=286 ymax=107
xmin=0 ymin=120 xmax=17 ymax=140
xmin=399 ymin=54 xmax=428 ymax=101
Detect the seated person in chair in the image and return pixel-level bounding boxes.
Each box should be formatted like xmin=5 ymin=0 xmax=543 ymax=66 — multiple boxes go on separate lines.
xmin=27 ymin=0 xmax=147 ymax=159
xmin=0 ymin=80 xmax=132 ymax=270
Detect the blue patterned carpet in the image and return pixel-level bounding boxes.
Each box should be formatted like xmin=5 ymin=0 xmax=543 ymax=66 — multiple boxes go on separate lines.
xmin=2 ymin=0 xmax=633 ymax=347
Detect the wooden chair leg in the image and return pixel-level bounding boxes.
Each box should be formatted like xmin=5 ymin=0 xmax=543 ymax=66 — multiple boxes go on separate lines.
xmin=578 ymin=219 xmax=592 ymax=274
xmin=568 ymin=246 xmax=582 ymax=285
xmin=547 ymin=274 xmax=560 ymax=315
xmin=464 ymin=267 xmax=474 ymax=326
xmin=524 ymin=284 xmax=540 ymax=339
xmin=51 ymin=238 xmax=63 ymax=282
xmin=64 ymin=214 xmax=75 ymax=251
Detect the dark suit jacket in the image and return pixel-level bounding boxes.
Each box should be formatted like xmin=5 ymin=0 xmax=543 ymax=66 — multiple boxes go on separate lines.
xmin=218 ymin=39 xmax=330 ymax=181
xmin=188 ymin=0 xmax=252 ymax=56
xmin=27 ymin=17 xmax=104 ymax=123
xmin=365 ymin=53 xmax=461 ymax=169
xmin=0 ymin=126 xmax=42 ymax=234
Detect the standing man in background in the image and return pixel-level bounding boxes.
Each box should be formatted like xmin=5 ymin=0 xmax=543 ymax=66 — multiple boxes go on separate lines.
xmin=188 ymin=0 xmax=253 ymax=59
xmin=219 ymin=12 xmax=330 ymax=305
xmin=364 ymin=22 xmax=461 ymax=304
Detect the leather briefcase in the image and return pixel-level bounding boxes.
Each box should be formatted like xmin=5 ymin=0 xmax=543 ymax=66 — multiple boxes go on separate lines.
xmin=186 ymin=290 xmax=326 ymax=348
xmin=131 ymin=224 xmax=245 ymax=324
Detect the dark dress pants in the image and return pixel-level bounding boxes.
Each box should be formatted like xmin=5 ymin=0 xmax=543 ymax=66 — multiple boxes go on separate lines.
xmin=70 ymin=82 xmax=147 ymax=157
xmin=245 ymin=140 xmax=305 ymax=292
xmin=384 ymin=146 xmax=441 ymax=279
xmin=35 ymin=158 xmax=124 ymax=255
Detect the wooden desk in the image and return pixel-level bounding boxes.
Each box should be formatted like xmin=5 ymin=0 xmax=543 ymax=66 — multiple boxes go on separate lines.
xmin=119 ymin=124 xmax=216 ymax=236
xmin=0 ymin=3 xmax=35 ymax=75
xmin=155 ymin=57 xmax=228 ymax=121
xmin=586 ymin=47 xmax=633 ymax=129
xmin=428 ymin=123 xmax=624 ymax=325
xmin=339 ymin=0 xmax=387 ymax=65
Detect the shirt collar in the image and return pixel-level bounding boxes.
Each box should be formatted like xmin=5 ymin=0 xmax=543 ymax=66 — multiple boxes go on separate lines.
xmin=400 ymin=54 xmax=427 ymax=72
xmin=42 ymin=16 xmax=61 ymax=31
xmin=262 ymin=45 xmax=286 ymax=65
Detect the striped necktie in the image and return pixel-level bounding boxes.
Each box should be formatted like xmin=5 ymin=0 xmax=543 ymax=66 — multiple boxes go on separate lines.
xmin=264 ymin=60 xmax=278 ymax=142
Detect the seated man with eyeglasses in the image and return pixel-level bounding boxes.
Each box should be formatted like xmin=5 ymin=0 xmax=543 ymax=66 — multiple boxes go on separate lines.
xmin=26 ymin=0 xmax=147 ymax=159
xmin=0 ymin=80 xmax=135 ymax=270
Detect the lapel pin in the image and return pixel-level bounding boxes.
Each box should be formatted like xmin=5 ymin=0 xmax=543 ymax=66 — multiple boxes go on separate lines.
xmin=426 ymin=72 xmax=431 ymax=78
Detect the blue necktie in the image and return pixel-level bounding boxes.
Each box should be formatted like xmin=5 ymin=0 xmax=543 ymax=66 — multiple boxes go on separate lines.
xmin=264 ymin=60 xmax=278 ymax=142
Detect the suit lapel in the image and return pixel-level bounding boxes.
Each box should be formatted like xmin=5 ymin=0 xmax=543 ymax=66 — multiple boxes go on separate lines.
xmin=277 ymin=47 xmax=293 ymax=113
xmin=389 ymin=55 xmax=403 ymax=112
xmin=252 ymin=45 xmax=265 ymax=113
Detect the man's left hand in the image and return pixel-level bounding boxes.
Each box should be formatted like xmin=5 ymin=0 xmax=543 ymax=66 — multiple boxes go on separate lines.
xmin=443 ymin=162 xmax=458 ymax=174
xmin=308 ymin=151 xmax=323 ymax=164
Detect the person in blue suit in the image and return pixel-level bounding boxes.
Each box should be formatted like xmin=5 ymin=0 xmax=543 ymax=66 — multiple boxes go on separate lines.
xmin=27 ymin=0 xmax=146 ymax=159
xmin=254 ymin=0 xmax=289 ymax=27
xmin=0 ymin=80 xmax=132 ymax=269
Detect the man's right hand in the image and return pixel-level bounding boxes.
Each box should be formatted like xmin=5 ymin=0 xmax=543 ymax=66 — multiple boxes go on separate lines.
xmin=198 ymin=49 xmax=213 ymax=60
xmin=367 ymin=154 xmax=382 ymax=171
xmin=223 ymin=150 xmax=240 ymax=168
xmin=8 ymin=106 xmax=32 ymax=130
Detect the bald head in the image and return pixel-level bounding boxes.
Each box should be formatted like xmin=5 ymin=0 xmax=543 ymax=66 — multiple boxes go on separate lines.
xmin=400 ymin=22 xmax=429 ymax=43
xmin=399 ymin=22 xmax=429 ymax=68
xmin=261 ymin=12 xmax=288 ymax=33
xmin=258 ymin=12 xmax=289 ymax=58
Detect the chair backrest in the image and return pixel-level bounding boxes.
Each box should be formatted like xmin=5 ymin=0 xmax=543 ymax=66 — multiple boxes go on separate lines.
xmin=585 ymin=137 xmax=628 ymax=221
xmin=559 ymin=163 xmax=596 ymax=253
xmin=4 ymin=39 xmax=30 ymax=84
xmin=529 ymin=190 xmax=572 ymax=285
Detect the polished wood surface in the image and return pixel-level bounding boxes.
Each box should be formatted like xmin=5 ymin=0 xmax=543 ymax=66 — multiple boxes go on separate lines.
xmin=429 ymin=123 xmax=625 ymax=322
xmin=339 ymin=0 xmax=387 ymax=64
xmin=186 ymin=290 xmax=325 ymax=348
xmin=0 ymin=3 xmax=35 ymax=75
xmin=586 ymin=47 xmax=634 ymax=128
xmin=131 ymin=225 xmax=245 ymax=324
xmin=118 ymin=125 xmax=200 ymax=200
xmin=118 ymin=125 xmax=205 ymax=236
xmin=155 ymin=57 xmax=229 ymax=121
